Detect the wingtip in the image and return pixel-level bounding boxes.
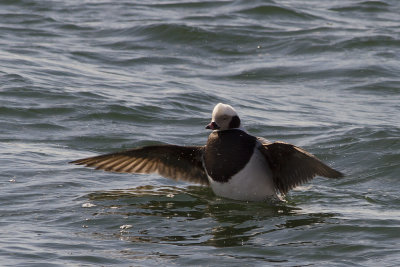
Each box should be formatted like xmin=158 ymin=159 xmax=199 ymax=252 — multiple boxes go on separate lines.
xmin=69 ymin=159 xmax=85 ymax=165
xmin=331 ymin=169 xmax=345 ymax=179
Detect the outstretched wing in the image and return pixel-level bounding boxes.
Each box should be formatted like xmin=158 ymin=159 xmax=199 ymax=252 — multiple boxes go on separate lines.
xmin=70 ymin=145 xmax=209 ymax=185
xmin=258 ymin=140 xmax=343 ymax=195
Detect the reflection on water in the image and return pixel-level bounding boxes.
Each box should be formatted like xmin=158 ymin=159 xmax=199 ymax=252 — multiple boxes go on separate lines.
xmin=83 ymin=185 xmax=337 ymax=248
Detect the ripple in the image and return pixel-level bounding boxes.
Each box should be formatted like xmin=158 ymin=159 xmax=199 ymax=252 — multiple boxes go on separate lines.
xmin=335 ymin=35 xmax=400 ymax=49
xmin=330 ymin=1 xmax=390 ymax=13
xmin=237 ymin=4 xmax=321 ymax=20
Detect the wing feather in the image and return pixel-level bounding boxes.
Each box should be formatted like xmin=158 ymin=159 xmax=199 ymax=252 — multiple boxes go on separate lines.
xmin=70 ymin=145 xmax=208 ymax=185
xmin=258 ymin=140 xmax=343 ymax=195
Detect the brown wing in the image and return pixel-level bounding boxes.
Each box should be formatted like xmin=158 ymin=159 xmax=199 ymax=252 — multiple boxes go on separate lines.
xmin=70 ymin=145 xmax=209 ymax=185
xmin=258 ymin=141 xmax=343 ymax=195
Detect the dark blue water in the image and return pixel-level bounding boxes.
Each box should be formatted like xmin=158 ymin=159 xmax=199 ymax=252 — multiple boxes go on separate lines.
xmin=1 ymin=0 xmax=399 ymax=266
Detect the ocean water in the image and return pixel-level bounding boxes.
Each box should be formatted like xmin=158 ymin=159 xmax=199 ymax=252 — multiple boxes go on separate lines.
xmin=1 ymin=0 xmax=400 ymax=266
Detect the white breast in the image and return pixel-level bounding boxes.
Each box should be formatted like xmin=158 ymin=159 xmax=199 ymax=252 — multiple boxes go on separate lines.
xmin=207 ymin=149 xmax=277 ymax=201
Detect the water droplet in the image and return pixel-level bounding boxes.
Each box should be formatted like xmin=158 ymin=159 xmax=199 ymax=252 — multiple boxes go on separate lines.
xmin=82 ymin=203 xmax=96 ymax=208
xmin=120 ymin=224 xmax=133 ymax=230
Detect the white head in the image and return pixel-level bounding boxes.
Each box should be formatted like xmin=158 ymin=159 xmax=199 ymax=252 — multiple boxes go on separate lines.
xmin=206 ymin=103 xmax=241 ymax=131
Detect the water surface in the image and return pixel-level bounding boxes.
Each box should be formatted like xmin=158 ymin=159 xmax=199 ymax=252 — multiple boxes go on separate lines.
xmin=1 ymin=0 xmax=399 ymax=266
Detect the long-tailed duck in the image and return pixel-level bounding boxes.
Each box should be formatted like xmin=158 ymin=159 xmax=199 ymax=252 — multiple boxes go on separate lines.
xmin=70 ymin=103 xmax=343 ymax=201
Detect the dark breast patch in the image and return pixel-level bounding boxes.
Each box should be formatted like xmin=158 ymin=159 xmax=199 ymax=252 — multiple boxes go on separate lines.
xmin=204 ymin=130 xmax=256 ymax=182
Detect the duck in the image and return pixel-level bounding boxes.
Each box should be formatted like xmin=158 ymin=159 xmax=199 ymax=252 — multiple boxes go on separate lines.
xmin=70 ymin=103 xmax=343 ymax=201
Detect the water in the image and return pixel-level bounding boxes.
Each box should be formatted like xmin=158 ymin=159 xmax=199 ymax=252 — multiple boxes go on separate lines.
xmin=1 ymin=0 xmax=399 ymax=266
